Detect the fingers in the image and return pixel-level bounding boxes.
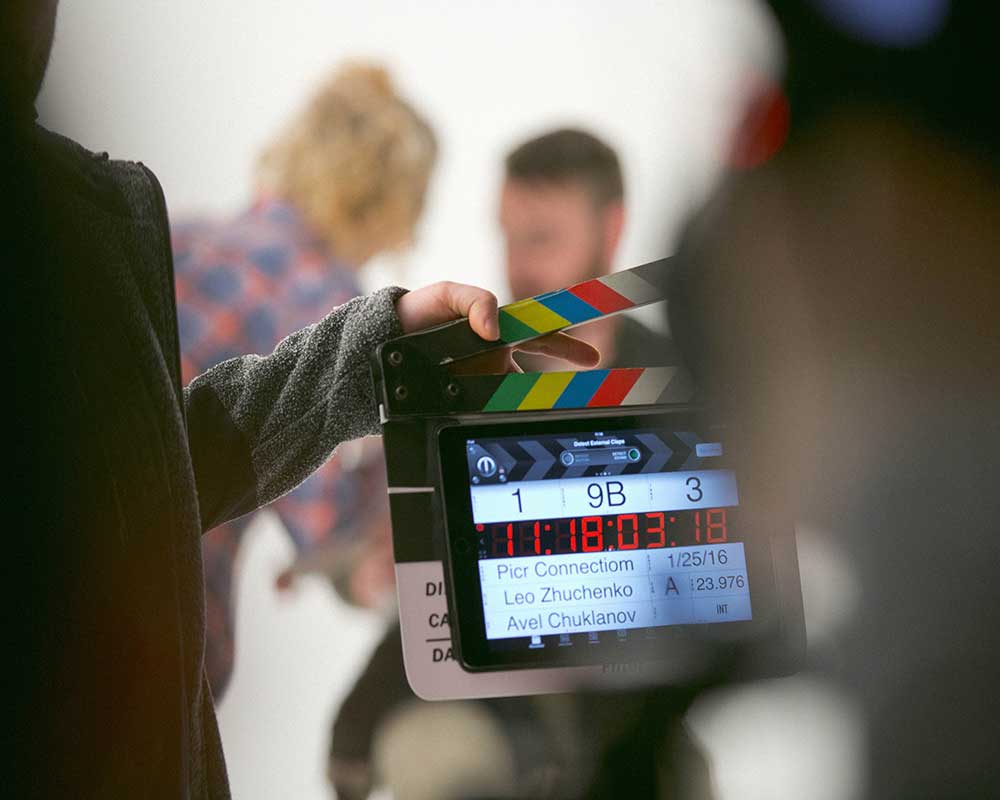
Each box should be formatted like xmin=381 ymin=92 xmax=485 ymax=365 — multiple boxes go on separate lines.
xmin=395 ymin=282 xmax=597 ymax=367
xmin=396 ymin=282 xmax=499 ymax=340
xmin=453 ymin=332 xmax=600 ymax=374
xmin=449 ymin=348 xmax=522 ymax=375
xmin=507 ymin=355 xmax=525 ymax=373
xmin=515 ymin=332 xmax=601 ymax=368
xmin=446 ymin=283 xmax=499 ymax=341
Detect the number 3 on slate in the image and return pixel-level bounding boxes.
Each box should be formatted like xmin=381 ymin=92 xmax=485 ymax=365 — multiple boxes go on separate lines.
xmin=686 ymin=476 xmax=703 ymax=502
xmin=512 ymin=488 xmax=523 ymax=513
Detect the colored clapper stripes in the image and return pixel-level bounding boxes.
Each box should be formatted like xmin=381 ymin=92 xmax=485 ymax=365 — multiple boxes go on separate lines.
xmin=497 ymin=266 xmax=661 ymax=343
xmin=482 ymin=367 xmax=683 ymax=412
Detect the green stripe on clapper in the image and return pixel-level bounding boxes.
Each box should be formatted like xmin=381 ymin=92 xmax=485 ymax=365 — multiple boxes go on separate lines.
xmin=498 ymin=309 xmax=540 ymax=343
xmin=483 ymin=372 xmax=541 ymax=411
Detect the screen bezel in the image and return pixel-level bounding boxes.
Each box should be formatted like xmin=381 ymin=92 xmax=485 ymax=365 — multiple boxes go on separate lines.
xmin=438 ymin=410 xmax=785 ymax=672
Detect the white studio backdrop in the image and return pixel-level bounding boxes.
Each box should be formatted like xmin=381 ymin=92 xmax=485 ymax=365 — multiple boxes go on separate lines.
xmin=39 ymin=0 xmax=776 ymax=298
xmin=38 ymin=3 xmax=792 ymax=799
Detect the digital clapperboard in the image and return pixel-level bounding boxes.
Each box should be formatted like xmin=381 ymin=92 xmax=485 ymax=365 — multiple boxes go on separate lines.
xmin=371 ymin=257 xmax=805 ymax=700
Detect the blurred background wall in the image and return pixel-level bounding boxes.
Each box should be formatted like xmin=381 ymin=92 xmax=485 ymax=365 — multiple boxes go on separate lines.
xmin=37 ymin=2 xmax=777 ymax=798
xmin=38 ymin=0 xmax=774 ymax=297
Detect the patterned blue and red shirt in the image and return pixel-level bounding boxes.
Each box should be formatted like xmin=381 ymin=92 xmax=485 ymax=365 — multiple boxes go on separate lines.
xmin=172 ymin=199 xmax=379 ymax=696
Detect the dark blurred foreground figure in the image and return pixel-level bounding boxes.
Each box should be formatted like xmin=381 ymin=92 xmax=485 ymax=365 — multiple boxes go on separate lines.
xmin=670 ymin=1 xmax=999 ymax=796
xmin=3 ymin=4 xmax=598 ymax=796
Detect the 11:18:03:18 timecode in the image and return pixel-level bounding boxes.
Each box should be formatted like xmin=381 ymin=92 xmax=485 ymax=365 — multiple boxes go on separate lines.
xmin=477 ymin=508 xmax=731 ymax=558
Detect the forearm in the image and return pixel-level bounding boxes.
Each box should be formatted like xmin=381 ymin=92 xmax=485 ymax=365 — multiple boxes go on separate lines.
xmin=184 ymin=287 xmax=406 ymax=531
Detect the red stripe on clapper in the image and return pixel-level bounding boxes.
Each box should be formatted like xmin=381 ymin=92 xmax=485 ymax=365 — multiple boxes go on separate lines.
xmin=587 ymin=368 xmax=643 ymax=407
xmin=568 ymin=279 xmax=634 ymax=314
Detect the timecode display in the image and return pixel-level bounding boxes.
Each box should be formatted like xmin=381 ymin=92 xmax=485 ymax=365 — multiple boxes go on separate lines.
xmin=478 ymin=508 xmax=731 ymax=559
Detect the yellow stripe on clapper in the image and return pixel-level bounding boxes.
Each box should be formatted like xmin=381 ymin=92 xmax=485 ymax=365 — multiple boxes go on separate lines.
xmin=517 ymin=372 xmax=576 ymax=410
xmin=503 ymin=298 xmax=571 ymax=336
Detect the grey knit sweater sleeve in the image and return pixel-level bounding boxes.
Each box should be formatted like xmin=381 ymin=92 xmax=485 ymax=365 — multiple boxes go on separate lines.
xmin=183 ymin=286 xmax=406 ymax=531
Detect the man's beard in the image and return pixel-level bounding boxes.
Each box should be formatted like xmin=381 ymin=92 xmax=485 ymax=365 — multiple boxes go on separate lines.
xmin=517 ymin=238 xmax=608 ymax=300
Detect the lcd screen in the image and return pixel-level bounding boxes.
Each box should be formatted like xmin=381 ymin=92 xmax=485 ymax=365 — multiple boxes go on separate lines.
xmin=440 ymin=414 xmax=764 ymax=669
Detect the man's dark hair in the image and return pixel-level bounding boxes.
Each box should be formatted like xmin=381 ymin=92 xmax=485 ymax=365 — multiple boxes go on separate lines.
xmin=505 ymin=128 xmax=624 ymax=207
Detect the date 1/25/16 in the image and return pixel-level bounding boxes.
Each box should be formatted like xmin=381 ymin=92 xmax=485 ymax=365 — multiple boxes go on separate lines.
xmin=478 ymin=508 xmax=731 ymax=558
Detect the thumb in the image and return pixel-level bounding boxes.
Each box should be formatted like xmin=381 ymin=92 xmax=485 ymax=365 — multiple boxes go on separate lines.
xmin=397 ymin=282 xmax=499 ymax=340
xmin=444 ymin=282 xmax=499 ymax=341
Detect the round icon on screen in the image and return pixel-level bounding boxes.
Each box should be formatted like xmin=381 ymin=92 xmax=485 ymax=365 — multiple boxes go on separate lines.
xmin=560 ymin=451 xmax=575 ymax=466
xmin=627 ymin=448 xmax=641 ymax=462
xmin=476 ymin=455 xmax=497 ymax=477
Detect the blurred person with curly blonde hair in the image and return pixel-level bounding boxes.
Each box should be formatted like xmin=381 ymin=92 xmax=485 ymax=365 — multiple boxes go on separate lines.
xmin=256 ymin=62 xmax=437 ymax=264
xmin=171 ymin=61 xmax=437 ymax=699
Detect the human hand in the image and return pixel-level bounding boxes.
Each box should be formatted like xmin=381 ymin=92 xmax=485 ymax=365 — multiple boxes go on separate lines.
xmin=396 ymin=281 xmax=500 ymax=339
xmin=395 ymin=282 xmax=599 ymax=371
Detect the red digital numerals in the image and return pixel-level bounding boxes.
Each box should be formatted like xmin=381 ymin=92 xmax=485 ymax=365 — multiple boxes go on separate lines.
xmin=486 ymin=509 xmax=728 ymax=558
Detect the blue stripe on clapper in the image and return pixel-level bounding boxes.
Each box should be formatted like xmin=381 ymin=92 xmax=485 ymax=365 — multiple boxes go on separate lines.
xmin=535 ymin=290 xmax=602 ymax=324
xmin=553 ymin=370 xmax=609 ymax=409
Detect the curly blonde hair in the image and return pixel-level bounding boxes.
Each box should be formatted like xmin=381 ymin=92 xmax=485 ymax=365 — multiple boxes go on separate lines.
xmin=257 ymin=63 xmax=438 ymax=264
